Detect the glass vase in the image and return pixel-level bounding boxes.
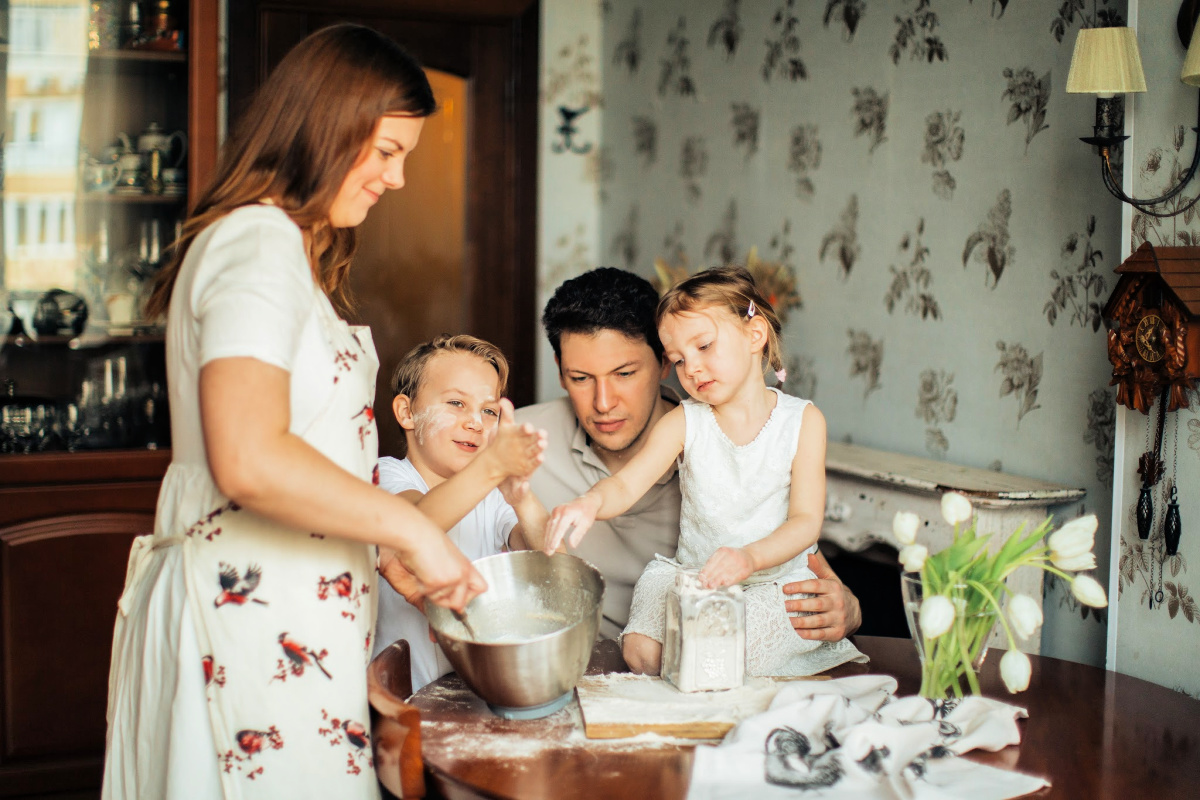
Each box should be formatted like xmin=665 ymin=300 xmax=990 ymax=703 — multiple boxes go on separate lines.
xmin=901 ymin=574 xmax=997 ymax=699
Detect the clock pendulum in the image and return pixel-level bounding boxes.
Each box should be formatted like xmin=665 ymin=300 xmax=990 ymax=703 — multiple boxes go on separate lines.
xmin=1136 ymin=387 xmax=1169 ymax=541
xmin=1165 ymin=485 xmax=1182 ymax=557
xmin=1163 ymin=412 xmax=1181 ymax=558
xmin=1146 ymin=406 xmax=1180 ymax=610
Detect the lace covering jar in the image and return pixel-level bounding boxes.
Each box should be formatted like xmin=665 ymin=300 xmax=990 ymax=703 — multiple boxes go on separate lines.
xmin=661 ymin=572 xmax=745 ymax=692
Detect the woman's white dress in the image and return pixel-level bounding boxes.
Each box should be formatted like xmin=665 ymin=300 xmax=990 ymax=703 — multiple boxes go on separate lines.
xmin=103 ymin=205 xmax=382 ymax=799
xmin=624 ymin=389 xmax=866 ymax=676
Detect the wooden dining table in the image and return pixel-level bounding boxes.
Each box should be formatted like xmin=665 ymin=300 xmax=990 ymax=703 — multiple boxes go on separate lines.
xmin=407 ymin=635 xmax=1200 ymax=799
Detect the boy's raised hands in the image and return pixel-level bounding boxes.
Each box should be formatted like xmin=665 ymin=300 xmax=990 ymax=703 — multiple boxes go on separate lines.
xmin=479 ymin=398 xmax=547 ymax=483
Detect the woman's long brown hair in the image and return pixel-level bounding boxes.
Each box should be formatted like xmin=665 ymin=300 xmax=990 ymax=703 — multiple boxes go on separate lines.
xmin=145 ymin=23 xmax=436 ymax=320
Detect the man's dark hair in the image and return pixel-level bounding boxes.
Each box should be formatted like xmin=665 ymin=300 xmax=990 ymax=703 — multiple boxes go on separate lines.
xmin=541 ymin=267 xmax=664 ymax=364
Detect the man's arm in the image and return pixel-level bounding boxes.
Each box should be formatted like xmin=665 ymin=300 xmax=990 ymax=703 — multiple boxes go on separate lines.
xmin=782 ymin=551 xmax=862 ymax=641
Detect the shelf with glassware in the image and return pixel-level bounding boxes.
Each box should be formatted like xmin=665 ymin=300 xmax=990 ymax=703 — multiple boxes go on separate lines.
xmin=1 ymin=332 xmax=169 ymax=455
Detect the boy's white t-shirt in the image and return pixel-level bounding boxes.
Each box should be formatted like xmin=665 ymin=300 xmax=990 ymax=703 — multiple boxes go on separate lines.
xmin=372 ymin=456 xmax=518 ymax=691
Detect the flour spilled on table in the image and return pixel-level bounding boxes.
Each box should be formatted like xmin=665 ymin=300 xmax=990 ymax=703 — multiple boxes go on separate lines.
xmin=418 ymin=672 xmax=789 ymax=769
xmin=419 ymin=681 xmax=698 ymax=769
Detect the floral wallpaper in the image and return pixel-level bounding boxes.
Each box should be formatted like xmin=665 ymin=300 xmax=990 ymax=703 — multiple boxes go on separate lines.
xmin=585 ymin=0 xmax=1126 ymax=667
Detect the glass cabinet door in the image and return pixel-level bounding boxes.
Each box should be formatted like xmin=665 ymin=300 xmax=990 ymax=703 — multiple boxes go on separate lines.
xmin=0 ymin=1 xmax=195 ymax=454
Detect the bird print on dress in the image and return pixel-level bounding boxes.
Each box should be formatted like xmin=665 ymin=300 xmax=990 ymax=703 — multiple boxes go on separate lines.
xmin=218 ymin=725 xmax=285 ymax=780
xmin=317 ymin=571 xmax=370 ymax=621
xmin=319 ymin=709 xmax=373 ymax=776
xmin=202 ymin=655 xmax=227 ymax=692
xmin=272 ymin=632 xmax=332 ymax=682
xmin=214 ymin=562 xmax=269 ymax=607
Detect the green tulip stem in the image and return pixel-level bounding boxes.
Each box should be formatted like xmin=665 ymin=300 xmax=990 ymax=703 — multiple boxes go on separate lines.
xmin=968 ymin=579 xmax=1019 ymax=650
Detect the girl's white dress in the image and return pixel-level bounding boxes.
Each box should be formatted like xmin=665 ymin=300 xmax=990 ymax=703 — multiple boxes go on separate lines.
xmin=103 ymin=205 xmax=382 ymax=799
xmin=624 ymin=389 xmax=866 ymax=676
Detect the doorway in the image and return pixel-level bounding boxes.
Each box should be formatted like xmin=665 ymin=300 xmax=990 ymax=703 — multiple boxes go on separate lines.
xmin=227 ymin=1 xmax=539 ymax=458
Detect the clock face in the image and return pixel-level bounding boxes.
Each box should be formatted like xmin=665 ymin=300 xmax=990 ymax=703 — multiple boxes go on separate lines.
xmin=1135 ymin=313 xmax=1167 ymax=363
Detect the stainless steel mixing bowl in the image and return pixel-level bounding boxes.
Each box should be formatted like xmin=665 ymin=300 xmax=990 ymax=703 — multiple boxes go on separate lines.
xmin=426 ymin=551 xmax=604 ymax=718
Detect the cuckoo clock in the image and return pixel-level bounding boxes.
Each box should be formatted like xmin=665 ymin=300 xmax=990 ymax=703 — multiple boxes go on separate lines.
xmin=1101 ymin=242 xmax=1200 ymax=413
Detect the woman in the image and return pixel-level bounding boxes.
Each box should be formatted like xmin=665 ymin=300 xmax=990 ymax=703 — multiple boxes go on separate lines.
xmin=103 ymin=24 xmax=492 ymax=798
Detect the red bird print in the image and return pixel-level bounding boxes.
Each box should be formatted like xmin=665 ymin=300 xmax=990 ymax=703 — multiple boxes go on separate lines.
xmin=203 ymin=655 xmax=214 ymax=685
xmin=342 ymin=720 xmax=369 ymax=749
xmin=317 ymin=571 xmax=353 ymax=600
xmin=236 ymin=734 xmax=270 ymax=758
xmin=329 ymin=572 xmax=352 ymax=598
xmin=278 ymin=632 xmax=332 ymax=679
xmin=215 ymin=563 xmax=269 ymax=607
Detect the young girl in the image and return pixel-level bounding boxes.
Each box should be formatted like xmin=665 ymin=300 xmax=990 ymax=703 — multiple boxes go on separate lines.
xmin=546 ymin=267 xmax=865 ymax=677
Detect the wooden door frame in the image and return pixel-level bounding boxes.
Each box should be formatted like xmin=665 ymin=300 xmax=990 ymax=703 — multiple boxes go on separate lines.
xmin=227 ymin=0 xmax=540 ymax=406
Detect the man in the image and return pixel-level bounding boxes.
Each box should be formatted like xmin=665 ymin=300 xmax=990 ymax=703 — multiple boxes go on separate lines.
xmin=517 ymin=267 xmax=861 ymax=641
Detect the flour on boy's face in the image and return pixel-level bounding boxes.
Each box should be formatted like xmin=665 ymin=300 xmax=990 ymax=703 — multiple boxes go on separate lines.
xmin=403 ymin=351 xmax=502 ymax=482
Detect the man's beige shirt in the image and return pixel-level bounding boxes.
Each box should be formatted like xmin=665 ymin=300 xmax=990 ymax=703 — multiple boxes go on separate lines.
xmin=516 ymin=390 xmax=681 ymax=639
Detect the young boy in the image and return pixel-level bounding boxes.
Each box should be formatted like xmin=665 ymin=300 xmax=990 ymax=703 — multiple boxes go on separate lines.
xmin=372 ymin=334 xmax=551 ymax=690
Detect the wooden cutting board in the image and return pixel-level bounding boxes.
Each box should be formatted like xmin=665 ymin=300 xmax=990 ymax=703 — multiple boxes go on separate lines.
xmin=576 ymin=673 xmax=830 ymax=739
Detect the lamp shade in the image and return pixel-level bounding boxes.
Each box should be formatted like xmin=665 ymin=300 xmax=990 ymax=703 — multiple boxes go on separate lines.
xmin=1066 ymin=27 xmax=1148 ymax=94
xmin=1183 ymin=17 xmax=1200 ymax=86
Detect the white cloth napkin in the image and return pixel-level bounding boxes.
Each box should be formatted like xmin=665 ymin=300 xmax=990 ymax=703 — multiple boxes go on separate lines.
xmin=688 ymin=675 xmax=1048 ymax=800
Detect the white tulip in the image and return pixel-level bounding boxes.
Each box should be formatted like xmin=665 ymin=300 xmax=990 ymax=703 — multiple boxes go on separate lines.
xmin=941 ymin=492 xmax=973 ymax=526
xmin=893 ymin=511 xmax=921 ymax=545
xmin=1007 ymin=594 xmax=1043 ymax=640
xmin=1048 ymin=515 xmax=1098 ymax=563
xmin=1051 ymin=551 xmax=1097 ymax=572
xmin=1070 ymin=575 xmax=1108 ymax=608
xmin=899 ymin=543 xmax=928 ymax=572
xmin=919 ymin=595 xmax=956 ymax=638
xmin=1000 ymin=648 xmax=1032 ymax=693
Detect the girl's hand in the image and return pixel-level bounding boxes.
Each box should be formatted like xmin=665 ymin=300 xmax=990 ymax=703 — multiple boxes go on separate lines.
xmin=544 ymin=493 xmax=602 ymax=553
xmin=481 ymin=398 xmax=547 ymax=481
xmin=698 ymin=547 xmax=756 ymax=589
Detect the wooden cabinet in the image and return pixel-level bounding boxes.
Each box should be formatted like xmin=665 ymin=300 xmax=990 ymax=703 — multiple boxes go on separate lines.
xmin=0 ymin=1 xmax=217 ymax=795
xmin=0 ymin=449 xmax=168 ymax=797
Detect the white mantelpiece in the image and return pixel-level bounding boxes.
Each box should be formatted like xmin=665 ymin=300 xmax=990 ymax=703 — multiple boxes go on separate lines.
xmin=822 ymin=442 xmax=1087 ymax=654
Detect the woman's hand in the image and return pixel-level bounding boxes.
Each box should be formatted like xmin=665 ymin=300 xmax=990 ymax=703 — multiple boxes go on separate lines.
xmin=395 ymin=533 xmax=487 ymax=613
xmin=480 ymin=399 xmax=546 ymax=482
xmin=698 ymin=546 xmax=756 ymax=589
xmin=544 ymin=493 xmax=602 ymax=553
xmin=378 ymin=547 xmax=424 ymax=608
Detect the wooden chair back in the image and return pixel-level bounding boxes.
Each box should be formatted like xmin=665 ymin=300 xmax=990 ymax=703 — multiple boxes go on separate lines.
xmin=367 ymin=639 xmax=424 ymax=798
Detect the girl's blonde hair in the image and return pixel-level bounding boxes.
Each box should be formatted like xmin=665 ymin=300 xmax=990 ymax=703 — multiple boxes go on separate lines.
xmin=656 ymin=266 xmax=784 ymax=372
xmin=145 ymin=24 xmax=436 ymax=320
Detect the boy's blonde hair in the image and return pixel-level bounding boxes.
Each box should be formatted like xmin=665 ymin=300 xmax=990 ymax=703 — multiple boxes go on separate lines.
xmin=390 ymin=333 xmax=509 ymax=404
xmin=656 ymin=266 xmax=784 ymax=372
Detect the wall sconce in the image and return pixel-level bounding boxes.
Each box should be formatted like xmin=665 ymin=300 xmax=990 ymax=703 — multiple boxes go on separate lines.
xmin=1066 ymin=4 xmax=1200 ymax=217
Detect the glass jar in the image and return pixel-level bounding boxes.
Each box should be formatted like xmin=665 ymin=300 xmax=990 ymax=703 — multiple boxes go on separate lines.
xmin=661 ymin=571 xmax=746 ymax=692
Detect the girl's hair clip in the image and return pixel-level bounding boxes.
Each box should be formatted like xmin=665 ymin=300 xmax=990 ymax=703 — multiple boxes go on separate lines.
xmin=775 ymin=368 xmax=787 ymax=384
xmin=746 ymin=300 xmax=757 ymax=319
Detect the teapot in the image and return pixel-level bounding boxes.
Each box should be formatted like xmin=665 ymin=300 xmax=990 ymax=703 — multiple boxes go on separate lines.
xmin=137 ymin=122 xmax=187 ymax=167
